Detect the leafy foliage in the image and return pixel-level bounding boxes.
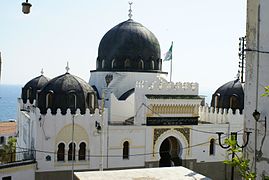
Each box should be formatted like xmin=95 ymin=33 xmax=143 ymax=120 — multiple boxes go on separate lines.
xmin=223 ymin=137 xmax=256 ymax=180
xmin=0 ymin=137 xmax=16 ymax=163
xmin=262 ymin=86 xmax=269 ymax=97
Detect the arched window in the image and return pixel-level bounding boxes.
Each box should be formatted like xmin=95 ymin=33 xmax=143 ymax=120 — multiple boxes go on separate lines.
xmin=123 ymin=141 xmax=129 ymax=159
xmin=214 ymin=93 xmax=220 ymax=108
xmin=86 ymin=93 xmax=91 ymax=108
xmin=91 ymin=94 xmax=95 ymax=109
xmin=158 ymin=59 xmax=162 ymax=70
xmin=27 ymin=87 xmax=32 ymax=99
xmin=209 ymin=139 xmax=215 ymax=155
xmin=86 ymin=93 xmax=90 ymax=107
xmin=57 ymin=143 xmax=65 ymax=161
xmin=96 ymin=58 xmax=100 ymax=69
xmin=79 ymin=142 xmax=86 ymax=160
xmin=124 ymin=59 xmax=131 ymax=69
xmin=229 ymin=94 xmax=240 ymax=110
xmin=102 ymin=59 xmax=105 ymax=69
xmin=67 ymin=92 xmax=76 ymax=110
xmin=68 ymin=142 xmax=76 ymax=161
xmin=111 ymin=59 xmax=117 ymax=69
xmin=151 ymin=60 xmax=155 ymax=69
xmin=46 ymin=91 xmax=54 ymax=108
xmin=138 ymin=59 xmax=144 ymax=70
xmin=86 ymin=93 xmax=95 ymax=109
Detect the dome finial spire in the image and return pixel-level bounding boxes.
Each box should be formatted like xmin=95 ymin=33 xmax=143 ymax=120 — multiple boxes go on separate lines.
xmin=128 ymin=2 xmax=133 ymax=19
xmin=65 ymin=62 xmax=70 ymax=73
xmin=41 ymin=68 xmax=44 ymax=75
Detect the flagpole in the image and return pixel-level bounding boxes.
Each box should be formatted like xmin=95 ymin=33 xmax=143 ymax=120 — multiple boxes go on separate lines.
xmin=170 ymin=57 xmax=172 ymax=82
xmin=169 ymin=41 xmax=173 ymax=82
xmin=164 ymin=41 xmax=173 ymax=82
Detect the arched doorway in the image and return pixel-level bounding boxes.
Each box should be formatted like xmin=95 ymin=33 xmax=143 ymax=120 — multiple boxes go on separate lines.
xmin=159 ymin=136 xmax=182 ymax=167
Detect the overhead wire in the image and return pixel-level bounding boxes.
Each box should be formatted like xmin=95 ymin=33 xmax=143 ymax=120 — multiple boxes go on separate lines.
xmin=13 ymin=133 xmax=231 ymax=158
xmin=8 ymin=91 xmax=245 ymax=160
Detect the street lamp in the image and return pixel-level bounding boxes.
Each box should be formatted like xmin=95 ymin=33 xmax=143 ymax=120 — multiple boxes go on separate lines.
xmin=252 ymin=109 xmax=261 ymax=121
xmin=216 ymin=131 xmax=251 ymax=180
xmin=252 ymin=109 xmax=260 ymax=175
xmin=252 ymin=109 xmax=267 ymax=175
xmin=22 ymin=0 xmax=32 ymax=14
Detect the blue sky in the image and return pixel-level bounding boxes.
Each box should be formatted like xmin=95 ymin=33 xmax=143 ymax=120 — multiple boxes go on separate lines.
xmin=0 ymin=0 xmax=246 ymax=102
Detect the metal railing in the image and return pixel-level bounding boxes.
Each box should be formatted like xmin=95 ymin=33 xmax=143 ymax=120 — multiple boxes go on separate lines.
xmin=0 ymin=150 xmax=35 ymax=165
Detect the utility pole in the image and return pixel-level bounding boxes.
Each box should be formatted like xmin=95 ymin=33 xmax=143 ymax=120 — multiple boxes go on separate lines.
xmin=98 ymin=74 xmax=113 ymax=171
xmin=71 ymin=114 xmax=75 ymax=180
xmin=99 ymin=89 xmax=105 ymax=171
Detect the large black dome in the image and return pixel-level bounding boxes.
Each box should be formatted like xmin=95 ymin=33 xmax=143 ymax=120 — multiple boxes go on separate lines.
xmin=21 ymin=74 xmax=50 ymax=104
xmin=96 ymin=19 xmax=161 ymax=72
xmin=211 ymin=79 xmax=244 ymax=113
xmin=37 ymin=73 xmax=97 ymax=115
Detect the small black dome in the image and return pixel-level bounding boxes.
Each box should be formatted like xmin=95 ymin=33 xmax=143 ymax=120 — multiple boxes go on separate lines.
xmin=211 ymin=79 xmax=244 ymax=112
xmin=97 ymin=19 xmax=161 ymax=72
xmin=22 ymin=75 xmax=50 ymax=104
xmin=37 ymin=73 xmax=97 ymax=115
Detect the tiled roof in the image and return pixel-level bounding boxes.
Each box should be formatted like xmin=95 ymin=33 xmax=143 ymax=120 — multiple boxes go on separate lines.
xmin=0 ymin=121 xmax=16 ymax=135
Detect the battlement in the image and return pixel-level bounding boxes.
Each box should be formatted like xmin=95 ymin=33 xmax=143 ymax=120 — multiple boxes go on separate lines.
xmin=35 ymin=108 xmax=101 ymax=117
xmin=19 ymin=98 xmax=36 ymax=112
xmin=135 ymin=77 xmax=199 ymax=95
xmin=19 ymin=98 xmax=101 ymax=116
xmin=198 ymin=106 xmax=243 ymax=124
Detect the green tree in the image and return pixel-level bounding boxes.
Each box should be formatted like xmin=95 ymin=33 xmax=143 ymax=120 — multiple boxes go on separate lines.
xmin=223 ymin=136 xmax=256 ymax=180
xmin=0 ymin=137 xmax=16 ymax=163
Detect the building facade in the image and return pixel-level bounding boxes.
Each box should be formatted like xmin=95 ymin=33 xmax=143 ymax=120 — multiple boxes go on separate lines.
xmin=7 ymin=14 xmax=246 ymax=180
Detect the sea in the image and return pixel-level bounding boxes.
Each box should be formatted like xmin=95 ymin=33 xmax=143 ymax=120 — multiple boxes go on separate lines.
xmin=0 ymin=84 xmax=21 ymax=121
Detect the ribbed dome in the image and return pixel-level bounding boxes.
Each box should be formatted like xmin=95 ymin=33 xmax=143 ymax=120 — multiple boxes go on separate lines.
xmin=37 ymin=73 xmax=97 ymax=115
xmin=211 ymin=79 xmax=244 ymax=112
xmin=96 ymin=19 xmax=161 ymax=72
xmin=21 ymin=75 xmax=50 ymax=104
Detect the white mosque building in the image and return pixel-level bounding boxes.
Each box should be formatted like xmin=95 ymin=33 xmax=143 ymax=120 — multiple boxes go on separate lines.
xmin=9 ymin=11 xmax=246 ymax=180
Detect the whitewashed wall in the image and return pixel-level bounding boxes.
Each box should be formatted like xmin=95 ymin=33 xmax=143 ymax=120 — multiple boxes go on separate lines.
xmin=191 ymin=124 xmax=244 ymax=163
xmin=134 ymin=78 xmax=200 ymax=125
xmin=110 ymin=93 xmax=134 ymax=123
xmin=89 ymin=71 xmax=168 ymax=100
xmin=33 ymin=108 xmax=104 ymax=171
xmin=0 ymin=163 xmax=35 ymax=180
xmin=199 ymin=106 xmax=243 ymax=125
xmin=107 ymin=126 xmax=146 ymax=169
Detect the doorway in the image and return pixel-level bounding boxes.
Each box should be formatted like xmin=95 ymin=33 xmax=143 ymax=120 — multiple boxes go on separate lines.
xmin=159 ymin=136 xmax=182 ymax=167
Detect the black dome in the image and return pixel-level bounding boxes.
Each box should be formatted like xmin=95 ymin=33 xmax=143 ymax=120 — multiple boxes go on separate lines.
xmin=211 ymin=79 xmax=244 ymax=113
xmin=37 ymin=73 xmax=97 ymax=115
xmin=96 ymin=19 xmax=161 ymax=72
xmin=21 ymin=75 xmax=50 ymax=104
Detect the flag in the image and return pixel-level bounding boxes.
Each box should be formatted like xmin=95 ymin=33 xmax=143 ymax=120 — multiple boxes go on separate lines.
xmin=163 ymin=42 xmax=173 ymax=61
